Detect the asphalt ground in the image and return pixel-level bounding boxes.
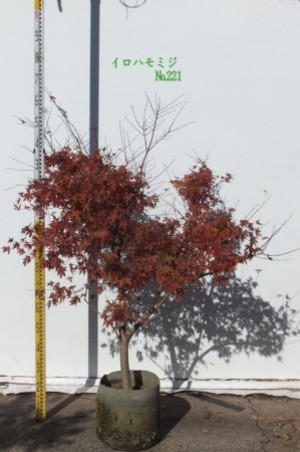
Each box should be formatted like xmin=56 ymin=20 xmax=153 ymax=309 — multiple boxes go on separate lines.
xmin=0 ymin=392 xmax=300 ymax=451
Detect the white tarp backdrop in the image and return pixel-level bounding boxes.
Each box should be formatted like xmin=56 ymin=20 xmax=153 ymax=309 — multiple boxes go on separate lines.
xmin=1 ymin=0 xmax=300 ymax=394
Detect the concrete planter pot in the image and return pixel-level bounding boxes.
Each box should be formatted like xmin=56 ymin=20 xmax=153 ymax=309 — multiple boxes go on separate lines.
xmin=96 ymin=370 xmax=160 ymax=451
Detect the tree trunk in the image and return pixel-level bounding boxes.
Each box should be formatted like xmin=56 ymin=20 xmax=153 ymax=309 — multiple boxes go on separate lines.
xmin=119 ymin=333 xmax=132 ymax=390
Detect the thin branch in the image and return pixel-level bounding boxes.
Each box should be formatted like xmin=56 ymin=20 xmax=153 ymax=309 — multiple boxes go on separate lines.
xmin=118 ymin=0 xmax=148 ymax=8
xmin=260 ymin=215 xmax=295 ymax=257
xmin=121 ymin=94 xmax=191 ymax=178
xmin=4 ymin=184 xmax=27 ymax=192
xmin=124 ymin=116 xmax=143 ymax=136
xmin=245 ymin=195 xmax=271 ymax=221
xmin=9 ymin=156 xmax=33 ymax=169
xmin=47 ymin=92 xmax=88 ymax=154
xmin=5 ymin=168 xmax=32 ymax=172
xmin=127 ymin=292 xmax=171 ymax=341
xmin=18 ymin=144 xmax=33 ymax=155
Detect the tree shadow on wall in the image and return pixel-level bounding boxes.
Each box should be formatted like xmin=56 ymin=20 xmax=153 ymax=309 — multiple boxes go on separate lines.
xmin=102 ymin=273 xmax=300 ymax=384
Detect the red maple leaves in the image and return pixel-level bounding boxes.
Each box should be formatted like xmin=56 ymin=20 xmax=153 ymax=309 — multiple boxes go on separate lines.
xmin=3 ymin=148 xmax=262 ymax=329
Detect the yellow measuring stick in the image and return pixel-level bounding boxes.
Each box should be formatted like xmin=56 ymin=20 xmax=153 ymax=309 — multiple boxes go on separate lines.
xmin=35 ymin=222 xmax=46 ymax=420
xmin=34 ymin=0 xmax=46 ymax=420
xmin=35 ymin=0 xmax=44 ymax=8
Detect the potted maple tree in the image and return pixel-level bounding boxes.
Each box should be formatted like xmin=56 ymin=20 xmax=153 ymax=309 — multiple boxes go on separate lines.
xmin=4 ymin=97 xmax=268 ymax=450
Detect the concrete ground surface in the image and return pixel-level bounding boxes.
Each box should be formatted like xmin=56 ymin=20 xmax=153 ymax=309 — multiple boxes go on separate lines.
xmin=0 ymin=392 xmax=300 ymax=451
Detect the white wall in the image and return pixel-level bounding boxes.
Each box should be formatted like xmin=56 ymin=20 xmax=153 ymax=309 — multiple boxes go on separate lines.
xmin=1 ymin=0 xmax=300 ymax=389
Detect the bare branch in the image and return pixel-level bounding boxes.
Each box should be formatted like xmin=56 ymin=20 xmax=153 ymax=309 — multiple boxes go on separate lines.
xmin=18 ymin=144 xmax=33 ymax=155
xmin=122 ymin=94 xmax=191 ymax=175
xmin=47 ymin=92 xmax=88 ymax=154
xmin=118 ymin=0 xmax=148 ymax=8
xmin=4 ymin=184 xmax=27 ymax=192
xmin=5 ymin=168 xmax=32 ymax=172
xmin=9 ymin=156 xmax=32 ymax=169
xmin=127 ymin=292 xmax=171 ymax=341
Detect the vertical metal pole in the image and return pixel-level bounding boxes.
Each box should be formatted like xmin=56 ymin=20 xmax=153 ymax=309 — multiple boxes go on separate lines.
xmin=34 ymin=0 xmax=46 ymax=420
xmin=90 ymin=0 xmax=100 ymax=154
xmin=88 ymin=0 xmax=100 ymax=380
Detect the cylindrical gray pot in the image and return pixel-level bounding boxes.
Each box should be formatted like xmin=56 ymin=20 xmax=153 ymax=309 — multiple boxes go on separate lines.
xmin=96 ymin=370 xmax=160 ymax=451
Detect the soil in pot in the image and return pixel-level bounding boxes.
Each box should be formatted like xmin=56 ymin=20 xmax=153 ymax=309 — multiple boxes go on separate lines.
xmin=96 ymin=370 xmax=160 ymax=451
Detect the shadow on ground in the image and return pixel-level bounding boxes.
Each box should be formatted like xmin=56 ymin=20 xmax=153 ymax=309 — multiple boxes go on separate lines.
xmin=158 ymin=394 xmax=191 ymax=441
xmin=0 ymin=393 xmax=90 ymax=450
xmin=189 ymin=392 xmax=244 ymax=412
xmin=0 ymin=392 xmax=191 ymax=450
